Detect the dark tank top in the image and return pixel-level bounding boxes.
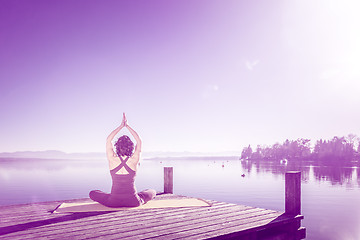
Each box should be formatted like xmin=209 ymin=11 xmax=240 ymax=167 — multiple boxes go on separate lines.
xmin=110 ymin=156 xmax=137 ymax=195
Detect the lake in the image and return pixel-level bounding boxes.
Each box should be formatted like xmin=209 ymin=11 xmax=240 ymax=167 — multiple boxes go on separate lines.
xmin=0 ymin=157 xmax=359 ymax=240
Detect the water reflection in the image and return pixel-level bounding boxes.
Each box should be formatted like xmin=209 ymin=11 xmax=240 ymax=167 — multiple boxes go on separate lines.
xmin=0 ymin=158 xmax=110 ymax=206
xmin=0 ymin=158 xmax=106 ymax=171
xmin=1 ymin=157 xmax=360 ymax=240
xmin=240 ymin=159 xmax=359 ymax=189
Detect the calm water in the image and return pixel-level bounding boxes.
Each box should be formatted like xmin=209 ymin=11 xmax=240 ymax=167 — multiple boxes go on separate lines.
xmin=0 ymin=157 xmax=359 ymax=240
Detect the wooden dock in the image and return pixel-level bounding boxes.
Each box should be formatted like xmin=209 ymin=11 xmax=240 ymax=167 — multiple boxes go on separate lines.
xmin=0 ymin=169 xmax=306 ymax=240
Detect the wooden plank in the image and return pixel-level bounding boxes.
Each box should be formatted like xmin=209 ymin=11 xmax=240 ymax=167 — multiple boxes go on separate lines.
xmin=0 ymin=198 xmax=91 ymax=227
xmin=1 ymin=207 xmax=276 ymax=238
xmin=170 ymin=216 xmax=286 ymax=240
xmin=0 ymin=194 xmax=304 ymax=240
xmin=182 ymin=214 xmax=304 ymax=240
xmin=30 ymin=203 xmax=253 ymax=239
xmin=78 ymin=208 xmax=276 ymax=239
xmin=0 ymin=195 xmax=183 ymax=226
xmin=11 ymin=203 xmax=253 ymax=239
xmin=107 ymin=208 xmax=265 ymax=239
xmin=0 ymin=197 xmax=227 ymax=239
xmin=120 ymin=212 xmax=282 ymax=240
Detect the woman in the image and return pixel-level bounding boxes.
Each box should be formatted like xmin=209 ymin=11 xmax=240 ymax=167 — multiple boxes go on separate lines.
xmin=89 ymin=113 xmax=156 ymax=207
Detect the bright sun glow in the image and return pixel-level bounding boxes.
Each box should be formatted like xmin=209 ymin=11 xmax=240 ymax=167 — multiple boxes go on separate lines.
xmin=284 ymin=0 xmax=360 ymax=102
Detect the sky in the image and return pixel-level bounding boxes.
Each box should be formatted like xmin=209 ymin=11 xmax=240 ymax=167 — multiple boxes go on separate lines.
xmin=1 ymin=0 xmax=360 ymax=154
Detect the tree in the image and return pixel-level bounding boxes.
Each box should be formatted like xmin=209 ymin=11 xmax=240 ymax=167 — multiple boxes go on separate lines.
xmin=313 ymin=136 xmax=354 ymax=161
xmin=240 ymin=145 xmax=253 ymax=160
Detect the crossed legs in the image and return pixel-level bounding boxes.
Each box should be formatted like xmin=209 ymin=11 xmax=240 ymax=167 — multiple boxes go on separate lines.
xmin=137 ymin=189 xmax=156 ymax=204
xmin=89 ymin=189 xmax=156 ymax=207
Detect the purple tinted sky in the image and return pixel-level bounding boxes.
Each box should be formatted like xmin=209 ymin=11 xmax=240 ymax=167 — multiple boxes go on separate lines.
xmin=1 ymin=0 xmax=360 ymax=153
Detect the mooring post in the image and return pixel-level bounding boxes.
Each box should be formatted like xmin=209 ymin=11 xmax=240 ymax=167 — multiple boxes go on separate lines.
xmin=285 ymin=171 xmax=301 ymax=216
xmin=164 ymin=167 xmax=173 ymax=194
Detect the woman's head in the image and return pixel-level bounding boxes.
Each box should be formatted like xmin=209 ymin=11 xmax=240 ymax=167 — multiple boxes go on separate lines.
xmin=114 ymin=135 xmax=134 ymax=157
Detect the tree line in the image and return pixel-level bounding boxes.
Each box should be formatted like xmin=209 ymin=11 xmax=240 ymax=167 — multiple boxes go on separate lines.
xmin=240 ymin=134 xmax=360 ymax=162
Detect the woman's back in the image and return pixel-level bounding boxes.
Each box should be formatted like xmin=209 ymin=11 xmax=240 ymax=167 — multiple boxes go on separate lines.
xmin=110 ymin=156 xmax=137 ymax=195
xmin=89 ymin=113 xmax=156 ymax=207
xmin=108 ymin=154 xmax=139 ymax=175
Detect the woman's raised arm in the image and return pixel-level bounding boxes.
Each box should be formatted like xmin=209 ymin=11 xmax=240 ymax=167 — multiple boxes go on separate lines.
xmin=125 ymin=117 xmax=142 ymax=157
xmin=106 ymin=113 xmax=126 ymax=159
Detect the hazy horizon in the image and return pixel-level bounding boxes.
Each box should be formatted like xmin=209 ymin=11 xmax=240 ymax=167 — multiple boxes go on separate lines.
xmin=1 ymin=0 xmax=360 ymax=153
xmin=0 ymin=149 xmax=243 ymax=160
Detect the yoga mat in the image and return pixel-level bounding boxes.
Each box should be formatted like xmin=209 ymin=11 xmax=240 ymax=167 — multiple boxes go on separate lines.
xmin=54 ymin=198 xmax=212 ymax=213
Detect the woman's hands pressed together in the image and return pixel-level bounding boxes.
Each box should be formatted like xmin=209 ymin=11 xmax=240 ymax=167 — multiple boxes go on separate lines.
xmin=120 ymin=113 xmax=127 ymax=128
xmin=120 ymin=112 xmax=130 ymax=128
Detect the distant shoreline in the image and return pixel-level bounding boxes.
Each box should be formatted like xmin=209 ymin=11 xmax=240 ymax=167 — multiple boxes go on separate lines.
xmin=0 ymin=156 xmax=240 ymax=161
xmin=143 ymin=156 xmax=239 ymax=161
xmin=0 ymin=150 xmax=241 ymax=161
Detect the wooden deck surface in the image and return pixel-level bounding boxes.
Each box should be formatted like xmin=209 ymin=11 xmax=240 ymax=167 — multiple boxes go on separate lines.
xmin=0 ymin=194 xmax=305 ymax=240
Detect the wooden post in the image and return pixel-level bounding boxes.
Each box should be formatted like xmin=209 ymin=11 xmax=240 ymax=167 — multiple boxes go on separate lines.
xmin=164 ymin=167 xmax=173 ymax=194
xmin=285 ymin=171 xmax=301 ymax=216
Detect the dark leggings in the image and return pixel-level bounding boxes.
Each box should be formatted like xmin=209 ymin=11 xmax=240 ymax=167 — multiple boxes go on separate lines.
xmin=89 ymin=189 xmax=156 ymax=208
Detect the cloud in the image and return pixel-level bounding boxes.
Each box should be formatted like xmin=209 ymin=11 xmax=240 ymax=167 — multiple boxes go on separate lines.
xmin=245 ymin=60 xmax=260 ymax=71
